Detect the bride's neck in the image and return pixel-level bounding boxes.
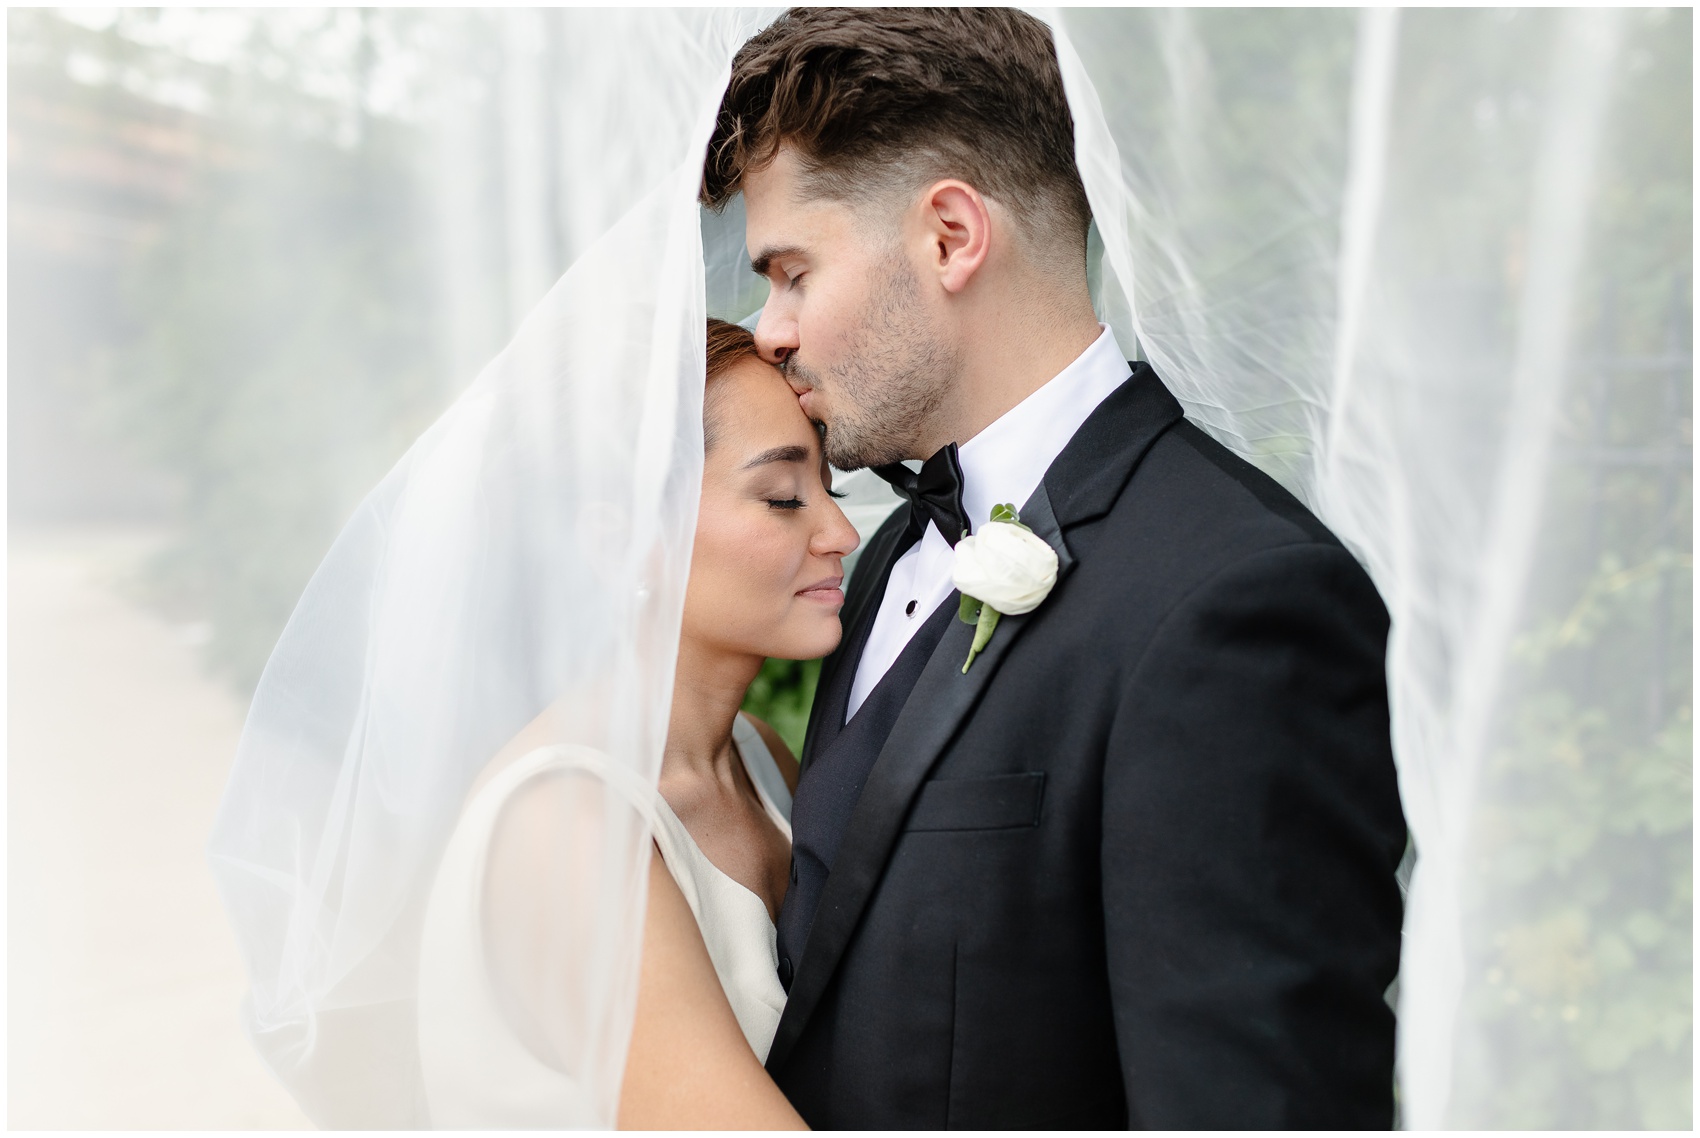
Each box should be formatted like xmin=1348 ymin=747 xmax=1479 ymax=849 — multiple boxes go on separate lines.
xmin=664 ymin=635 xmax=764 ymax=781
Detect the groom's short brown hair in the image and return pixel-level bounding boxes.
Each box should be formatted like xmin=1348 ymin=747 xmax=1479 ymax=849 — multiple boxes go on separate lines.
xmin=702 ymin=7 xmax=1091 ymax=260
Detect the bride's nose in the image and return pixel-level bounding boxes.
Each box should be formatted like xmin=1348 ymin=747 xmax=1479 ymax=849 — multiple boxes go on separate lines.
xmin=811 ymin=496 xmax=861 ymax=559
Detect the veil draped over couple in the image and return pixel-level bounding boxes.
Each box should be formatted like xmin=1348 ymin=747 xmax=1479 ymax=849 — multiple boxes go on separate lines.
xmin=210 ymin=6 xmax=1667 ymax=1130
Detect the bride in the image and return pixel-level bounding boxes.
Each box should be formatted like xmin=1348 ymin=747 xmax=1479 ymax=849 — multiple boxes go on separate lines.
xmin=211 ymin=310 xmax=858 ymax=1128
xmin=417 ymin=319 xmax=853 ymax=1128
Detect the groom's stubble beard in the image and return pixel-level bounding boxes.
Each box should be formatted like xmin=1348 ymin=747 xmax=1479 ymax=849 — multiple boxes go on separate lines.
xmin=785 ymin=249 xmax=959 ymax=470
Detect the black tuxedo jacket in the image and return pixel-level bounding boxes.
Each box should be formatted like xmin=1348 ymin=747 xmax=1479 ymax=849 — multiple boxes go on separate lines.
xmin=767 ymin=365 xmax=1407 ymax=1129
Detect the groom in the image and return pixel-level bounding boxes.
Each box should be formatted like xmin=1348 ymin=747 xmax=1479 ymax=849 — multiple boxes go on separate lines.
xmin=704 ymin=9 xmax=1407 ymax=1129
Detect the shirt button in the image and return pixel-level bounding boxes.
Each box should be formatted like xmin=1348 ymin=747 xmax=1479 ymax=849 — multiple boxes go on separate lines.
xmin=778 ymin=955 xmax=794 ymax=987
xmin=905 ymin=599 xmax=917 ymax=617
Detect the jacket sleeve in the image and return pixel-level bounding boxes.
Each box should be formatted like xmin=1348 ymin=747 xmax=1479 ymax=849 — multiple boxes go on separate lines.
xmin=1101 ymin=540 xmax=1407 ymax=1129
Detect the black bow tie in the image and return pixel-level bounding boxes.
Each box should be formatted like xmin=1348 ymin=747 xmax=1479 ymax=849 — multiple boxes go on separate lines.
xmin=873 ymin=443 xmax=969 ymax=548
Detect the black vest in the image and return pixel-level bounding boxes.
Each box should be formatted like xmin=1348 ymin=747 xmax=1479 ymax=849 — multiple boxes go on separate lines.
xmin=774 ymin=529 xmax=953 ymax=988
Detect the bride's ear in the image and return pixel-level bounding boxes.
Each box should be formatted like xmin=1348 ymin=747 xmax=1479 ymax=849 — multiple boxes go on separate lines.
xmin=920 ymin=179 xmax=991 ymax=296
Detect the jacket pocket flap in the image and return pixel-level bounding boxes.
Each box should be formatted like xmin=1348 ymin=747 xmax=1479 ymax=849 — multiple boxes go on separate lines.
xmin=905 ymin=772 xmax=1045 ymax=832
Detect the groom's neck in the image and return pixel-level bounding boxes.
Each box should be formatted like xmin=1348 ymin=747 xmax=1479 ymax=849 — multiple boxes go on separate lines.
xmin=927 ymin=276 xmax=1102 ymax=455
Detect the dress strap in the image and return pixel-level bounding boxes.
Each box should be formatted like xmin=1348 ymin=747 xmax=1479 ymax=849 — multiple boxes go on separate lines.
xmin=475 ymin=744 xmax=664 ymax=834
xmin=464 ymin=744 xmax=708 ymax=936
xmin=732 ymin=714 xmax=793 ymax=828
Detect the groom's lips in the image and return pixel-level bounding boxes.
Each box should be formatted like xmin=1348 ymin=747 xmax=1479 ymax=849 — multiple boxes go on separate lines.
xmin=797 ymin=575 xmax=844 ymax=606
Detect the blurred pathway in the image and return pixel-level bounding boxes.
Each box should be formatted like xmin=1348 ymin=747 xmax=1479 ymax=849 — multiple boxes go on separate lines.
xmin=8 ymin=528 xmax=309 ymax=1129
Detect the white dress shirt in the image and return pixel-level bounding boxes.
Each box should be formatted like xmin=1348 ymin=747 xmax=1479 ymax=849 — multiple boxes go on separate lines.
xmin=845 ymin=325 xmax=1132 ymax=720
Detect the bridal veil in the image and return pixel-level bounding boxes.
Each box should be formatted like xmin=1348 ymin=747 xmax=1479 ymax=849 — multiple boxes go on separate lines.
xmin=209 ymin=8 xmax=1690 ymax=1128
xmin=209 ymin=10 xmax=775 ymax=1124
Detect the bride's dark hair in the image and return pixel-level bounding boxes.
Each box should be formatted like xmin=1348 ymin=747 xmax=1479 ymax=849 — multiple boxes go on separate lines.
xmin=704 ymin=317 xmax=763 ymax=450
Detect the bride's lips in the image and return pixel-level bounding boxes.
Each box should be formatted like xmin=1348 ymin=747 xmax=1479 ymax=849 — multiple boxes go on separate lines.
xmin=796 ymin=575 xmax=844 ymax=606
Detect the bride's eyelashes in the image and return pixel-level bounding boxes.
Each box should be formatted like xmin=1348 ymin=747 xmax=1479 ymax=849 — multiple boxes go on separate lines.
xmin=766 ymin=488 xmax=841 ymax=508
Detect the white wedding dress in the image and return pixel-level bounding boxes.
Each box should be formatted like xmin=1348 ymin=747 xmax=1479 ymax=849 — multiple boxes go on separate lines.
xmin=416 ymin=713 xmax=793 ymax=1127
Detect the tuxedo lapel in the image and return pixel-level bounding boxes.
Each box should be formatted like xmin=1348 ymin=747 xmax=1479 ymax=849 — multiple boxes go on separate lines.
xmin=767 ymin=365 xmax=1183 ymax=1072
xmin=1044 ymin=363 xmax=1183 ymax=530
xmin=800 ymin=507 xmax=910 ymax=770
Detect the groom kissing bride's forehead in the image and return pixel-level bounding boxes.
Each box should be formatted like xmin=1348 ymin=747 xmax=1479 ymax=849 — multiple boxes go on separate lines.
xmin=705 ymin=7 xmax=1408 ymax=1132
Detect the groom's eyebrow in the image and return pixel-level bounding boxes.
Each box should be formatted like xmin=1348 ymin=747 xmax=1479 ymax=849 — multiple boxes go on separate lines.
xmin=749 ymin=244 xmax=804 ymax=277
xmin=743 ymin=445 xmax=811 ymax=469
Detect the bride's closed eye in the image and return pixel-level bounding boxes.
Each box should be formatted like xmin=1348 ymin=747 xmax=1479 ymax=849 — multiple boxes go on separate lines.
xmin=767 ymin=497 xmax=806 ymax=511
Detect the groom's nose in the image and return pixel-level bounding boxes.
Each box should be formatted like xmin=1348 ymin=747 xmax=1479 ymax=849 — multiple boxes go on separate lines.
xmin=752 ymin=305 xmax=799 ymax=372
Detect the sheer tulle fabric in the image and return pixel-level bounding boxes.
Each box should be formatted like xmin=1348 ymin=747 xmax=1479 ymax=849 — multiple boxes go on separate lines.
xmin=211 ymin=7 xmax=1688 ymax=1130
xmin=209 ymin=11 xmax=772 ymax=1126
xmin=1046 ymin=8 xmax=1687 ymax=1126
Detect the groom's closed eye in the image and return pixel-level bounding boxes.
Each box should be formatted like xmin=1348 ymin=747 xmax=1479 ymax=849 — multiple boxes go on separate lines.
xmin=750 ymin=245 xmax=806 ymax=279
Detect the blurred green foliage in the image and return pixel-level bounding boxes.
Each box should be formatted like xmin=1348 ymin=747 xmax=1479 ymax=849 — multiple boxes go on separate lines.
xmin=1451 ymin=9 xmax=1692 ymax=1127
xmin=741 ymin=657 xmax=823 ymax=759
xmin=11 ymin=10 xmax=453 ymax=693
xmin=1469 ymin=550 xmax=1692 ymax=1127
xmin=123 ymin=120 xmax=441 ymax=690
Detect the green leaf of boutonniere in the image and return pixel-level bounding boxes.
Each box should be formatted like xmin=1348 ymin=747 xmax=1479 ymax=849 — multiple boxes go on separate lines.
xmin=962 ymin=604 xmax=1000 ymax=673
xmin=989 ymin=502 xmax=1020 ymax=525
xmin=958 ymin=593 xmax=983 ymax=625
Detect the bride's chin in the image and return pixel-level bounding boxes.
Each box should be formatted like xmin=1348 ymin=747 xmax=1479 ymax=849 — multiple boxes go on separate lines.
xmin=764 ymin=616 xmax=842 ymax=663
xmin=813 ymin=613 xmax=844 ymax=653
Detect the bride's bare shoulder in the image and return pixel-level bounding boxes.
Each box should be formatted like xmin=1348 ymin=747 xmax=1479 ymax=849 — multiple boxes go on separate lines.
xmin=462 ymin=705 xmax=566 ymax=801
xmin=740 ymin=712 xmax=799 ymax=795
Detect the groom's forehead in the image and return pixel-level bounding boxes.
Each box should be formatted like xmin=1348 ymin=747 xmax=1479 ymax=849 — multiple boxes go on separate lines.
xmin=744 ymin=178 xmax=855 ymax=267
xmin=741 ymin=152 xmax=807 ymax=246
xmin=742 ymin=150 xmax=857 ymax=252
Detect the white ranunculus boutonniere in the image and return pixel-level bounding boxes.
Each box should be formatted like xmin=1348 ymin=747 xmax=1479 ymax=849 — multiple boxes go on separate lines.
xmin=952 ymin=503 xmax=1059 ymax=673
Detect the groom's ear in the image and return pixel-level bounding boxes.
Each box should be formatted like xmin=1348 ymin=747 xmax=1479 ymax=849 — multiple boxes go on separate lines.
xmin=919 ymin=180 xmax=992 ymax=296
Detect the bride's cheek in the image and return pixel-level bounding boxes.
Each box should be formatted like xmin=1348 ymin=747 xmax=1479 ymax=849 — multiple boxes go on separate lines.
xmin=744 ymin=518 xmax=790 ymax=606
